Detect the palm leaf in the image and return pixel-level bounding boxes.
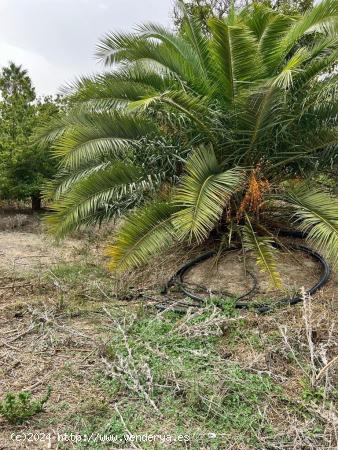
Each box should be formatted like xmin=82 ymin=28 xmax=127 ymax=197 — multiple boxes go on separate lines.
xmin=96 ymin=30 xmax=206 ymax=93
xmin=173 ymin=146 xmax=245 ymax=243
xmin=177 ymin=0 xmax=211 ymax=79
xmin=236 ymin=86 xmax=288 ymax=163
xmin=281 ymin=0 xmax=338 ymax=57
xmin=70 ymin=72 xmax=163 ymax=107
xmin=262 ymin=0 xmax=338 ymax=72
xmin=241 ymin=4 xmax=276 ymax=41
xmin=43 ymin=162 xmax=113 ymax=200
xmin=45 ymin=163 xmax=147 ymax=237
xmin=106 ymin=201 xmax=178 ymax=271
xmin=52 ymin=111 xmax=157 ymax=169
xmin=259 ymin=14 xmax=294 ymax=73
xmin=242 ymin=218 xmax=282 ymax=288
xmin=271 ymin=47 xmax=310 ymax=89
xmin=136 ymin=22 xmax=210 ymax=93
xmin=209 ymin=19 xmax=263 ymax=104
xmin=269 ymin=128 xmax=338 ymax=170
xmin=283 ymin=186 xmax=338 ymax=268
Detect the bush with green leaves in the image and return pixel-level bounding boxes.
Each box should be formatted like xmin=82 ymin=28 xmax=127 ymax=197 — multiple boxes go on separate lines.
xmin=43 ymin=0 xmax=338 ymax=281
xmin=0 ymin=63 xmax=63 ymax=210
xmin=0 ymin=387 xmax=51 ymax=425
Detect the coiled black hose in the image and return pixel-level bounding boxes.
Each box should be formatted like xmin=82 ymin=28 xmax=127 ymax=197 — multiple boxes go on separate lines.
xmin=160 ymin=231 xmax=331 ymax=314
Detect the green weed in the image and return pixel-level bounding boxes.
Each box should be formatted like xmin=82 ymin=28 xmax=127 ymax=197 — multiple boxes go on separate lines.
xmin=0 ymin=387 xmax=51 ymax=425
xmin=98 ymin=308 xmax=279 ymax=448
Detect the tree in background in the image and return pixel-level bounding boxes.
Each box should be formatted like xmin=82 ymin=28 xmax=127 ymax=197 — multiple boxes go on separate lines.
xmin=7 ymin=97 xmax=62 ymax=210
xmin=173 ymin=0 xmax=313 ymax=30
xmin=274 ymin=0 xmax=313 ymax=14
xmin=173 ymin=0 xmax=230 ymax=31
xmin=0 ymin=63 xmax=61 ymax=210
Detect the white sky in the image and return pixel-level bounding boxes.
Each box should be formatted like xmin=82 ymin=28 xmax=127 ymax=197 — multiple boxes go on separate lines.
xmin=0 ymin=0 xmax=173 ymax=96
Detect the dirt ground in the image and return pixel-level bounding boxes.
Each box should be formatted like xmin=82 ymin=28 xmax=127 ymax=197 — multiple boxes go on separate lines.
xmin=0 ymin=215 xmax=114 ymax=449
xmin=0 ymin=232 xmax=82 ymax=275
xmin=0 ymin=213 xmax=337 ymax=449
xmin=184 ymin=248 xmax=338 ymax=302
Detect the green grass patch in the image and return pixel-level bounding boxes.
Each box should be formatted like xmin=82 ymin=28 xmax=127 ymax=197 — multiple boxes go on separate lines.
xmin=84 ymin=307 xmax=280 ymax=449
xmin=49 ymin=262 xmax=108 ymax=285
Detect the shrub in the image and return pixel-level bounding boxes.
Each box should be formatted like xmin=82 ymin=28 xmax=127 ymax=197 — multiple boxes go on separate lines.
xmin=0 ymin=386 xmax=51 ymax=424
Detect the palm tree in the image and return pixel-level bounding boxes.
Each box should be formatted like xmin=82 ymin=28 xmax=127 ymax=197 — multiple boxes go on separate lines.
xmin=43 ymin=0 xmax=338 ymax=282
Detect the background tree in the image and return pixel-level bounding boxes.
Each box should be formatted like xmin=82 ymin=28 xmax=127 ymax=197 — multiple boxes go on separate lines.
xmin=274 ymin=0 xmax=313 ymax=14
xmin=0 ymin=63 xmax=61 ymax=210
xmin=172 ymin=0 xmax=313 ymax=30
xmin=8 ymin=97 xmax=62 ymax=210
xmin=173 ymin=0 xmax=231 ymax=31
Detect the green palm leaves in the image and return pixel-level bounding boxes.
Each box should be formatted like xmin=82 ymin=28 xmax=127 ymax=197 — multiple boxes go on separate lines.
xmin=107 ymin=202 xmax=178 ymax=271
xmin=243 ymin=219 xmax=282 ymax=288
xmin=46 ymin=163 xmax=146 ymax=237
xmin=53 ymin=112 xmax=157 ymax=169
xmin=284 ymin=187 xmax=338 ymax=268
xmin=107 ymin=147 xmax=244 ymax=269
xmin=173 ymin=147 xmax=245 ymax=243
xmin=209 ymin=19 xmax=263 ymax=103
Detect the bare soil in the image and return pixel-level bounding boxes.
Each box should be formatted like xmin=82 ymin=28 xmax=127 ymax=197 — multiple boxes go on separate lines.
xmin=0 ymin=231 xmax=82 ymax=275
xmin=183 ymin=248 xmax=337 ymax=301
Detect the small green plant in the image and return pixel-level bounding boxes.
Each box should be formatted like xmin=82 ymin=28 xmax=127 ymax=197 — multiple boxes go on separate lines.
xmin=301 ymin=379 xmax=326 ymax=403
xmin=0 ymin=386 xmax=51 ymax=424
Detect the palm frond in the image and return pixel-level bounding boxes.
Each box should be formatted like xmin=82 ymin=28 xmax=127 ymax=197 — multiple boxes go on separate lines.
xmin=242 ymin=218 xmax=282 ymax=288
xmin=136 ymin=22 xmax=210 ymax=92
xmin=71 ymin=72 xmax=163 ymax=107
xmin=52 ymin=111 xmax=157 ymax=169
xmin=177 ymin=0 xmax=211 ymax=78
xmin=106 ymin=201 xmax=178 ymax=271
xmin=236 ymin=86 xmax=287 ymax=163
xmin=96 ymin=29 xmax=207 ymax=93
xmin=272 ymin=47 xmax=310 ymax=89
xmin=209 ymin=19 xmax=263 ymax=104
xmin=281 ymin=0 xmax=338 ymax=56
xmin=42 ymin=162 xmax=113 ymax=200
xmin=173 ymin=146 xmax=245 ymax=243
xmin=241 ymin=4 xmax=276 ymax=40
xmin=45 ymin=163 xmax=147 ymax=237
xmin=259 ymin=14 xmax=294 ymax=72
xmin=294 ymin=49 xmax=338 ymax=90
xmin=263 ymin=0 xmax=338 ymax=72
xmin=283 ymin=186 xmax=338 ymax=268
xmin=269 ymin=128 xmax=338 ymax=170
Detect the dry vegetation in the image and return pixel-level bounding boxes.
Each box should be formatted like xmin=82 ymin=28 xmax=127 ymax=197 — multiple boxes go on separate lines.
xmin=0 ymin=212 xmax=337 ymax=449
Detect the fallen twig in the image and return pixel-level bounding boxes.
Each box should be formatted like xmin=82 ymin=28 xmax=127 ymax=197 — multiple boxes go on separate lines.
xmin=316 ymin=355 xmax=338 ymax=382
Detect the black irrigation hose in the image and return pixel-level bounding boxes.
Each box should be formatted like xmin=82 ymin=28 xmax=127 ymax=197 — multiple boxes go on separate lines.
xmin=160 ymin=231 xmax=331 ymax=314
xmin=178 ymin=269 xmax=258 ymax=303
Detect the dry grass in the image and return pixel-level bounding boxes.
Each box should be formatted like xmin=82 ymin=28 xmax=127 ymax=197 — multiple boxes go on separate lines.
xmin=0 ymin=212 xmax=337 ymax=449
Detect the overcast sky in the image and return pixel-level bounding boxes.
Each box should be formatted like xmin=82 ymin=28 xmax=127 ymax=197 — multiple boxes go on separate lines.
xmin=0 ymin=0 xmax=173 ymax=96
